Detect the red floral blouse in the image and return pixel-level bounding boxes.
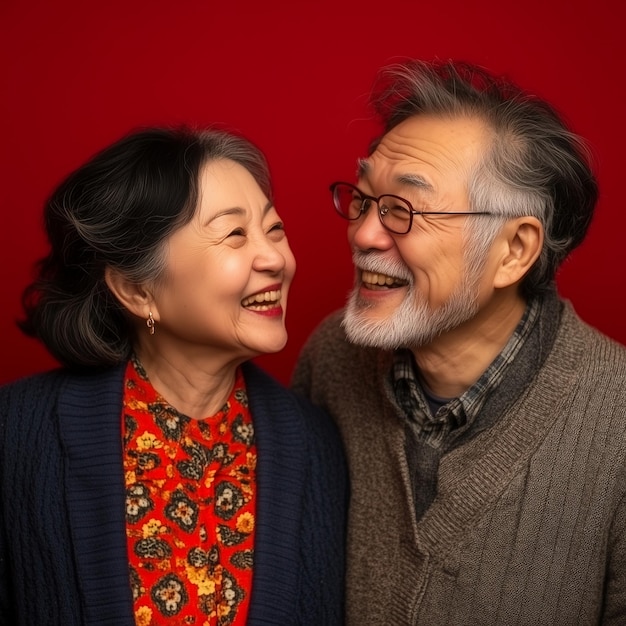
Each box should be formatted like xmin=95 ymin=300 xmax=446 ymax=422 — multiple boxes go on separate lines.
xmin=122 ymin=357 xmax=256 ymax=626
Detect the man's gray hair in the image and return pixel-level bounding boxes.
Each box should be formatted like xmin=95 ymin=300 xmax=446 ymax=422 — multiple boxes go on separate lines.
xmin=369 ymin=59 xmax=598 ymax=297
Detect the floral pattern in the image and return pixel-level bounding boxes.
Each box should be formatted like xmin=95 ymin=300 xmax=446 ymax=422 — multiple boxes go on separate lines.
xmin=123 ymin=357 xmax=256 ymax=625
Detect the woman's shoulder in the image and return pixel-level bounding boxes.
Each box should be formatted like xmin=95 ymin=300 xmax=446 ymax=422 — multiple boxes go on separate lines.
xmin=0 ymin=370 xmax=67 ymax=446
xmin=0 ymin=366 xmax=125 ymax=417
xmin=1 ymin=364 xmax=124 ymax=392
xmin=0 ymin=368 xmax=66 ymax=400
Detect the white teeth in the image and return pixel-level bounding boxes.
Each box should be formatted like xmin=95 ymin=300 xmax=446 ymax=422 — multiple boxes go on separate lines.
xmin=242 ymin=289 xmax=281 ymax=307
xmin=361 ymin=271 xmax=408 ymax=287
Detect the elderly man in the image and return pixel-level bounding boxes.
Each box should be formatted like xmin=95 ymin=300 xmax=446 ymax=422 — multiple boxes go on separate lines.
xmin=293 ymin=60 xmax=626 ymax=625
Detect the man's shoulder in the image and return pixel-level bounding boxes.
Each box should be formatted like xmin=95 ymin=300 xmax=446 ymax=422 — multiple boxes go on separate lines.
xmin=560 ymin=301 xmax=626 ymax=363
xmin=293 ymin=309 xmax=386 ymax=401
xmin=308 ymin=309 xmax=347 ymax=342
xmin=553 ymin=305 xmax=626 ymax=423
xmin=300 ymin=309 xmax=378 ymax=367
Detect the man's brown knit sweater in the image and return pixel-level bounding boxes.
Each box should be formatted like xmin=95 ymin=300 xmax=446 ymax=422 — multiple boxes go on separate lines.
xmin=293 ymin=295 xmax=626 ymax=625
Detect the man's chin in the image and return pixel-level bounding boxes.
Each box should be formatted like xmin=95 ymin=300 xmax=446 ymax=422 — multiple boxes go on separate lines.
xmin=342 ymin=307 xmax=397 ymax=349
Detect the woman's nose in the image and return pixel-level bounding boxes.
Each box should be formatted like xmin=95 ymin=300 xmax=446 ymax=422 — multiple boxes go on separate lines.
xmin=253 ymin=237 xmax=288 ymax=272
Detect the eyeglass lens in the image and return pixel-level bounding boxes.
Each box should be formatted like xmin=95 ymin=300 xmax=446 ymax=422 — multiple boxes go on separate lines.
xmin=334 ymin=183 xmax=413 ymax=234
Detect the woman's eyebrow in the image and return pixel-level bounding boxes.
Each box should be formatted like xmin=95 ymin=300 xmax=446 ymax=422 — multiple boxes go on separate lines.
xmin=205 ymin=207 xmax=245 ymax=225
xmin=205 ymin=201 xmax=274 ymax=226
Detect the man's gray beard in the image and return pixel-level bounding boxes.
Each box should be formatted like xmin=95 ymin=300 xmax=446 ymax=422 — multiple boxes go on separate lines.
xmin=342 ymin=268 xmax=481 ymax=350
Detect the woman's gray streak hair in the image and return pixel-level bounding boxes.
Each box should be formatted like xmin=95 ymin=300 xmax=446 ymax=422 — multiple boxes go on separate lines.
xmin=19 ymin=127 xmax=271 ymax=370
xmin=369 ymin=59 xmax=598 ymax=297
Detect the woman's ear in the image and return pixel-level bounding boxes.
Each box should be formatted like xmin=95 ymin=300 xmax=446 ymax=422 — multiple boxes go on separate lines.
xmin=104 ymin=266 xmax=156 ymax=320
xmin=493 ymin=216 xmax=543 ymax=289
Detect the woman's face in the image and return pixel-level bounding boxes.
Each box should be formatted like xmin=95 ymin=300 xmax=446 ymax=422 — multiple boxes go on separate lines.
xmin=149 ymin=159 xmax=296 ymax=364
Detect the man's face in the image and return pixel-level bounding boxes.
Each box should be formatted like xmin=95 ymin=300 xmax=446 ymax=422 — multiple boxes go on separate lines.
xmin=342 ymin=114 xmax=492 ymax=349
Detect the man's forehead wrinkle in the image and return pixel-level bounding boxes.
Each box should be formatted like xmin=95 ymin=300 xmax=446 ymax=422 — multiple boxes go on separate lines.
xmin=375 ymin=131 xmax=417 ymax=162
xmin=370 ymin=130 xmax=444 ymax=174
xmin=363 ymin=132 xmax=439 ymax=195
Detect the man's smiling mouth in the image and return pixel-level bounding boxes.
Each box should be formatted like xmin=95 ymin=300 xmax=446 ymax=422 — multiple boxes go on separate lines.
xmin=361 ymin=271 xmax=409 ymax=289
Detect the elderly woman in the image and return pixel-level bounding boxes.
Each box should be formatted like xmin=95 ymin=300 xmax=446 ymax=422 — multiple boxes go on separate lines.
xmin=0 ymin=128 xmax=347 ymax=626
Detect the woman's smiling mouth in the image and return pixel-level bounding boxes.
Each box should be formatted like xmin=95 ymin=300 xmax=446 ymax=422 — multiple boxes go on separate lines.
xmin=241 ymin=289 xmax=282 ymax=311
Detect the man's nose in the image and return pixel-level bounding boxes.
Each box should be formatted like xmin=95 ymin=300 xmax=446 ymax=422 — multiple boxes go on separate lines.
xmin=349 ymin=202 xmax=395 ymax=252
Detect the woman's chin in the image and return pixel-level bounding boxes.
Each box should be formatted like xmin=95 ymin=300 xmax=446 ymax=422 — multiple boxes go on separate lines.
xmin=252 ymin=333 xmax=289 ymax=357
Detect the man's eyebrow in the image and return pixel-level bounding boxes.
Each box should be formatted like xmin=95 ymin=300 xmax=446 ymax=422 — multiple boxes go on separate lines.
xmin=396 ymin=173 xmax=433 ymax=192
xmin=356 ymin=159 xmax=433 ymax=193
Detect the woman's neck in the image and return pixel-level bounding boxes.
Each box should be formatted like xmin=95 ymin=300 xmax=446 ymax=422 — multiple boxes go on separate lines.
xmin=133 ymin=343 xmax=242 ymax=419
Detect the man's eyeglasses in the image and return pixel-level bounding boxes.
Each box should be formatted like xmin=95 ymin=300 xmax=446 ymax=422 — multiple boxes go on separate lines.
xmin=330 ymin=182 xmax=497 ymax=235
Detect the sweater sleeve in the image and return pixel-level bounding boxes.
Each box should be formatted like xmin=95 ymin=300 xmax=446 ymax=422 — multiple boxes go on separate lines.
xmin=603 ymin=485 xmax=626 ymax=623
xmin=0 ymin=387 xmax=18 ymax=624
xmin=0 ymin=372 xmax=83 ymax=625
xmin=294 ymin=394 xmax=348 ymax=625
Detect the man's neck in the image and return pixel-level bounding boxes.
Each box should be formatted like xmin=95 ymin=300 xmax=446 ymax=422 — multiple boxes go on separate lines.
xmin=412 ymin=291 xmax=528 ymax=398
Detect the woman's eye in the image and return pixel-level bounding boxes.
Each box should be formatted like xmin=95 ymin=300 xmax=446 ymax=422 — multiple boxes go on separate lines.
xmin=268 ymin=222 xmax=286 ymax=238
xmin=227 ymin=228 xmax=245 ymax=238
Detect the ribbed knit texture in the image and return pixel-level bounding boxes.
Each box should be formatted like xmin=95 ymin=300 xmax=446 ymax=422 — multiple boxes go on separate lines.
xmin=244 ymin=362 xmax=348 ymax=626
xmin=0 ymin=361 xmax=347 ymax=625
xmin=0 ymin=370 xmax=86 ymax=625
xmin=293 ymin=298 xmax=626 ymax=625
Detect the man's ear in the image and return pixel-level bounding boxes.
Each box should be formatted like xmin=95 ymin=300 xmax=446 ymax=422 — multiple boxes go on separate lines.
xmin=493 ymin=216 xmax=543 ymax=289
xmin=104 ymin=266 xmax=156 ymax=321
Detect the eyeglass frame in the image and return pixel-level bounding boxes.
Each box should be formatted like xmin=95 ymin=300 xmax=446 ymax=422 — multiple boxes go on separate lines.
xmin=329 ymin=181 xmax=497 ymax=235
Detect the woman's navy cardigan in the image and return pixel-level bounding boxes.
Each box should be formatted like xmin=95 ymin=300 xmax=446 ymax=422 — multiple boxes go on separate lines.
xmin=0 ymin=361 xmax=347 ymax=625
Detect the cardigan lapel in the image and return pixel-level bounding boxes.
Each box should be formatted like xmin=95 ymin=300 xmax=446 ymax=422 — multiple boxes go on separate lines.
xmin=243 ymin=362 xmax=307 ymax=625
xmin=57 ymin=366 xmax=135 ymax=626
xmin=416 ymin=298 xmax=583 ymax=556
xmin=58 ymin=361 xmax=306 ymax=624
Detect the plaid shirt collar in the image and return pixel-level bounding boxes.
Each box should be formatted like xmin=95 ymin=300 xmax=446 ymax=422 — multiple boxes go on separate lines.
xmin=392 ymin=297 xmax=541 ymax=448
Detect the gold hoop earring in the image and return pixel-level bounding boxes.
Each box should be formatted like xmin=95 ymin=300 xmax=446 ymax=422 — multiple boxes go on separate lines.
xmin=146 ymin=311 xmax=155 ymax=335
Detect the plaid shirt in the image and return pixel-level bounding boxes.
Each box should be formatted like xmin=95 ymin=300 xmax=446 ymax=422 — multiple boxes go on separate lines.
xmin=392 ymin=297 xmax=540 ymax=449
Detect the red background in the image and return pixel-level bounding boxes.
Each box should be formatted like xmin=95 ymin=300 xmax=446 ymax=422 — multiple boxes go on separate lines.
xmin=1 ymin=0 xmax=624 ymax=386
